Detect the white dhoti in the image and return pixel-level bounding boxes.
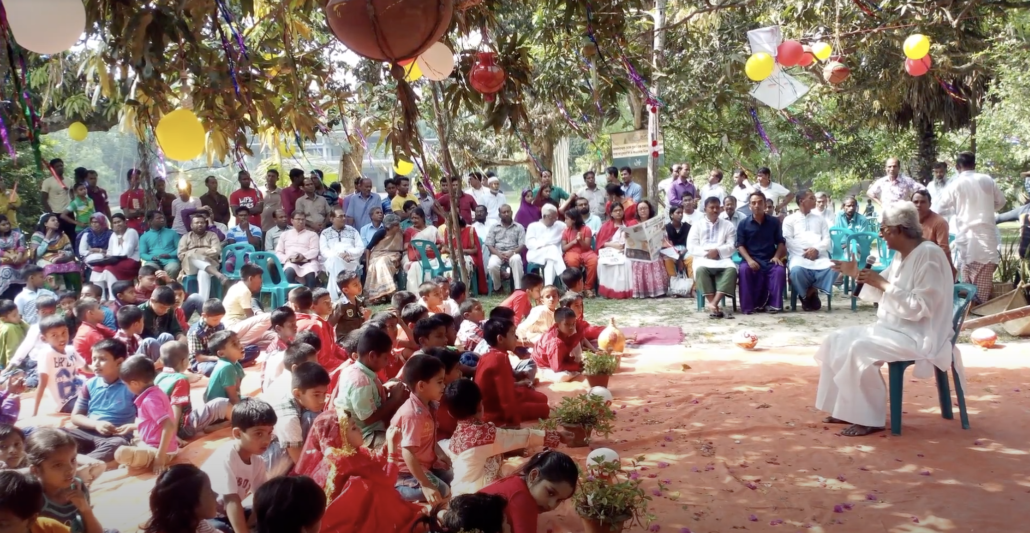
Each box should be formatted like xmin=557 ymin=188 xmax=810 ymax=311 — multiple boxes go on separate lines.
xmin=188 ymin=258 xmax=213 ymax=300
xmin=324 ymin=255 xmax=361 ymax=301
xmin=814 ymin=324 xmax=920 ymax=428
xmin=487 ymin=254 xmax=524 ymax=291
xmin=526 ymin=245 xmax=566 ymax=284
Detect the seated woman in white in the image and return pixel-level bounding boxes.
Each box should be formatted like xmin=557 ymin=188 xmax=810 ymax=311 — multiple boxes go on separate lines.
xmin=595 ymin=203 xmax=635 ymax=299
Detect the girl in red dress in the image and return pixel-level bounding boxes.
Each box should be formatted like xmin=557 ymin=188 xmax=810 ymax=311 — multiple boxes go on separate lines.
xmin=480 ymin=450 xmax=578 ymax=533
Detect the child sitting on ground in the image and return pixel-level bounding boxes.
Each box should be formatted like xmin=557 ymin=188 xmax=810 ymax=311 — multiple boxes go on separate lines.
xmin=559 ymin=291 xmax=605 ymax=341
xmin=444 ymin=378 xmax=568 ymax=496
xmin=0 ymin=469 xmax=75 ymax=533
xmin=261 ymin=361 xmax=330 ymax=477
xmin=474 ymin=319 xmax=550 ymax=427
xmin=154 ymin=341 xmax=232 ymax=442
xmin=113 ymin=356 xmax=178 ymax=472
xmin=411 ymin=315 xmax=449 ymax=356
xmin=497 ymin=273 xmax=544 ymax=326
xmin=139 ymin=286 xmax=185 ymax=343
xmin=335 ymin=327 xmax=409 ymax=451
xmin=80 ymin=284 xmax=116 ymax=330
xmin=253 ymin=476 xmax=326 ymax=533
xmin=31 ymin=315 xmax=88 ymax=417
xmin=480 ymin=449 xmax=579 ymax=533
xmin=455 ymin=299 xmax=485 ymax=353
xmin=167 ymin=281 xmax=191 ymax=334
xmin=445 ymin=280 xmax=466 ymax=319
xmin=57 ymin=292 xmax=78 ymax=339
xmin=258 ymin=307 xmax=298 ymax=392
xmin=142 ymin=465 xmax=219 ymax=533
xmin=558 ymin=268 xmax=585 ymax=294
xmin=532 ymin=307 xmax=596 ymax=383
xmin=430 ymin=276 xmax=458 ymax=316
xmin=289 ymin=287 xmax=348 ymax=371
xmin=65 ymin=339 xmax=136 ymax=462
xmin=424 ymin=347 xmax=462 ymax=440
xmin=200 ymin=399 xmax=277 ymax=533
xmin=390 ymin=354 xmax=452 ymax=504
xmin=4 ymin=295 xmax=58 ymax=388
xmin=0 ymin=422 xmax=106 ymax=487
xmin=515 ymin=285 xmax=560 ymax=345
xmin=188 ymin=299 xmax=227 ymax=377
xmin=105 ymin=280 xmax=137 ymax=316
xmin=366 ymin=312 xmax=406 ymax=382
xmin=417 ymin=282 xmax=446 ymax=315
xmin=26 ymin=428 xmax=108 ymax=533
xmin=204 ymin=331 xmax=246 ymax=406
xmin=311 ymin=288 xmax=334 ymax=321
xmin=329 ymin=272 xmax=371 ymax=343
xmin=14 ymin=265 xmax=56 ymax=326
xmin=390 ymin=291 xmax=420 ymax=352
xmin=71 ymin=299 xmax=115 ymax=366
xmin=133 ymin=264 xmax=165 ymax=303
xmin=0 ymin=300 xmax=27 ymax=370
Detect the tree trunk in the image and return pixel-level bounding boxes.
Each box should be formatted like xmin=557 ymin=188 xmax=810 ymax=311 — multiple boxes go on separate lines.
xmin=339 ymin=129 xmax=364 ymax=195
xmin=430 ymin=83 xmax=469 ymax=286
xmin=528 ymin=135 xmax=555 ymax=186
xmin=913 ymin=114 xmax=937 ymax=184
xmin=628 ymin=90 xmax=644 ymax=131
xmin=969 ymin=117 xmax=977 ymax=155
xmin=137 ymin=138 xmax=156 ymax=211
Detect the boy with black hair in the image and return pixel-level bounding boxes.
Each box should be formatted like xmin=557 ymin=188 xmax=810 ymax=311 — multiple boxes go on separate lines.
xmin=80 ymin=283 xmax=116 ymax=330
xmin=155 ymin=341 xmax=231 ymax=442
xmin=71 ymin=298 xmax=115 ymax=366
xmin=311 ymin=287 xmax=333 ymax=320
xmin=56 ymin=291 xmax=78 ymax=337
xmin=3 ymin=295 xmax=57 ymax=388
xmin=401 ymin=303 xmax=429 ymax=326
xmin=258 ymin=306 xmax=299 ymax=392
xmin=423 ymin=346 xmax=463 ymax=440
xmin=417 ymin=281 xmax=445 ymax=315
xmin=559 ymin=291 xmax=605 ymax=341
xmin=475 ymin=318 xmax=550 ymax=427
xmin=289 ymin=286 xmax=348 ymax=370
xmin=329 ymin=271 xmax=370 ymax=342
xmin=262 ymin=342 xmax=318 ymax=397
xmin=532 ymin=306 xmax=596 ymax=383
xmin=188 ymin=299 xmax=228 ymax=376
xmin=443 ymin=280 xmax=465 ymax=317
xmin=0 ymin=470 xmax=71 ymax=532
xmin=455 ymin=299 xmax=485 ymax=353
xmin=223 ymin=263 xmax=265 ymax=327
xmin=14 ymin=265 xmax=56 ymax=325
xmin=498 ymin=273 xmax=544 ymax=326
xmin=515 ymin=285 xmax=560 ymax=345
xmin=204 ymin=331 xmax=246 ymax=405
xmin=336 ymin=327 xmax=409 ymax=450
xmin=201 ymin=398 xmax=277 ymax=533
xmin=391 ymin=290 xmax=417 ymax=311
xmin=113 ymin=355 xmax=177 ymax=471
xmin=104 ymin=279 xmax=138 ymax=319
xmin=261 ymin=361 xmax=329 ymax=476
xmin=444 ymin=378 xmax=568 ymax=496
xmin=113 ymin=305 xmax=143 ymax=358
xmin=433 ymin=313 xmax=459 ymax=347
xmin=31 ymin=315 xmax=88 ymax=417
xmin=64 ymin=338 xmax=137 ymax=462
xmin=139 ymin=285 xmax=185 ymax=342
xmin=412 ymin=316 xmax=449 ymax=355
xmin=558 ymin=267 xmax=585 ymax=294
xmin=0 ymin=300 xmax=27 ymax=369
xmin=390 ymin=354 xmax=452 ymax=503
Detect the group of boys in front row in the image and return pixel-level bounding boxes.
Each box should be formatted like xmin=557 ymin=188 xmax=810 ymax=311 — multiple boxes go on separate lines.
xmin=0 ymin=262 xmax=605 ymax=533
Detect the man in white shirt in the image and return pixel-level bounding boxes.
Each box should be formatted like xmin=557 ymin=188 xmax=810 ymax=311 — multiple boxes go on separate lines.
xmin=681 ymin=193 xmax=705 ymax=227
xmin=866 ymin=157 xmax=924 ymax=211
xmin=573 ymin=170 xmax=607 ymax=221
xmin=687 ymin=196 xmax=738 ymax=318
xmin=472 ymin=205 xmax=492 ymax=238
xmin=925 ymin=162 xmax=953 ymax=220
xmin=620 ymin=167 xmax=643 ymax=203
xmin=465 ymin=171 xmax=492 ymax=207
xmin=699 ymin=169 xmax=728 ymax=205
xmin=525 ymin=204 xmax=567 ymax=285
xmin=479 ymin=175 xmax=508 ymax=226
xmin=730 ymin=169 xmax=755 ymax=215
xmin=720 ymin=196 xmax=747 ymax=228
xmin=936 ymin=151 xmax=1006 ymax=303
xmin=783 ymin=190 xmax=835 ymax=311
xmin=319 ymin=208 xmax=365 ymax=301
xmin=814 ymin=192 xmax=836 ymax=226
xmin=755 ymin=167 xmax=794 ymax=216
xmin=577 ymin=197 xmax=602 ymax=234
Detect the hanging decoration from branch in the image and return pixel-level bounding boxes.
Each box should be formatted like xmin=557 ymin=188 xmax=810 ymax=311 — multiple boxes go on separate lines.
xmin=3 ymin=0 xmax=84 ymax=55
xmin=324 ymin=0 xmax=454 ymax=62
xmin=745 ymin=26 xmax=810 ymax=110
xmin=749 ymin=107 xmax=778 ymax=155
xmin=469 ymin=52 xmax=506 ymax=102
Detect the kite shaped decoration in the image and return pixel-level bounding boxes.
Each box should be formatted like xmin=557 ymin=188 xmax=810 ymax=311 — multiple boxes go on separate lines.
xmin=746 ymin=26 xmax=810 ymax=110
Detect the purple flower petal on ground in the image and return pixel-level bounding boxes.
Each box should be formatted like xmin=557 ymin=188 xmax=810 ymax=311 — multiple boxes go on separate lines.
xmin=833 ymin=504 xmax=844 ymax=513
xmin=843 ymin=503 xmax=854 ymax=510
xmin=680 ymin=529 xmax=692 ymax=533
xmin=662 ymin=479 xmax=671 ymax=484
xmin=837 ymin=474 xmax=846 ymax=482
xmin=658 ymin=462 xmax=670 ymax=468
xmin=745 ymin=482 xmax=757 ymax=490
xmin=641 ymin=467 xmax=649 ymax=471
xmin=649 ymin=525 xmax=660 ymax=532
xmin=629 ymin=471 xmax=640 ymax=480
xmin=691 ymin=399 xmax=699 ymax=404
xmin=652 ymin=489 xmax=662 ymax=496
xmin=769 ymin=389 xmax=774 ymax=393
xmin=691 ymin=466 xmax=700 ymax=472
xmin=705 ymin=464 xmax=715 ymax=471
xmin=664 ymin=435 xmax=674 ymax=442
xmin=748 ymin=514 xmax=758 ymax=522
xmin=661 ymin=443 xmax=666 ymax=447
xmin=974 ymin=440 xmax=983 ymax=445
xmin=620 ymin=404 xmax=626 ymax=409
xmin=647 ymin=400 xmax=653 ymax=403
xmin=866 ymin=494 xmax=878 ymax=501
xmin=644 ymin=408 xmax=650 ymax=413
xmin=912 ymin=517 xmax=920 ymax=523
xmin=648 ymin=474 xmax=658 ymax=478
xmin=770 ymin=519 xmax=783 ymax=526
xmin=920 ymin=471 xmax=931 ymax=476
xmin=917 ymin=453 xmax=924 ymax=457
xmin=859 ymin=466 xmax=870 ymax=471
xmin=586 ymin=476 xmax=595 ymax=482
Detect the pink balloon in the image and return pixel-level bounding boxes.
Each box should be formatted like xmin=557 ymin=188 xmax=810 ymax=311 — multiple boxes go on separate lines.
xmin=798 ymin=46 xmax=815 ymax=67
xmin=777 ymin=40 xmax=804 ymax=67
xmin=905 ymin=55 xmax=932 ymax=76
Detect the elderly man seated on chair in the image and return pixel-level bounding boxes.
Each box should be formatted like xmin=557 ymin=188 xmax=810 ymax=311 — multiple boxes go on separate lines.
xmin=784 ymin=189 xmax=835 ymax=311
xmin=485 ymin=204 xmax=526 ymax=293
xmin=320 ymin=207 xmax=365 ymax=301
xmin=525 ymin=203 xmax=567 ymax=284
xmin=815 ymin=201 xmax=957 ymax=437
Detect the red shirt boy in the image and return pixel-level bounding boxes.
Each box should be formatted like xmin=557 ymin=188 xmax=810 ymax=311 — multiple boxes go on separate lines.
xmin=474 ymin=318 xmax=549 ymax=427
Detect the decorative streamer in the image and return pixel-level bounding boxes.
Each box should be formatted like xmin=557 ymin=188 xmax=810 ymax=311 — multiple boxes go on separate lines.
xmin=214 ymin=0 xmax=249 ymax=61
xmin=805 ymin=110 xmax=838 ymax=145
xmin=0 ymin=16 xmax=43 ymax=171
xmin=513 ymin=127 xmax=544 ymax=173
xmin=0 ymin=111 xmax=15 ymax=162
xmin=352 ymin=126 xmax=376 ymax=169
xmin=555 ymin=100 xmax=604 ymax=159
xmin=852 ymin=0 xmax=880 ymax=17
xmin=934 ymin=75 xmax=967 ymax=102
xmin=749 ymin=107 xmax=778 ymax=155
xmin=213 ymin=12 xmax=242 ymax=98
xmin=781 ymin=110 xmax=815 ymax=143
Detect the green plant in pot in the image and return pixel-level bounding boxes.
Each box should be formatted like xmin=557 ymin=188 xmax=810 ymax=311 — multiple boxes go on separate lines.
xmin=540 ymin=393 xmax=615 ymax=447
xmin=575 ymin=459 xmax=653 ymax=533
xmin=582 ymin=350 xmax=618 ymax=388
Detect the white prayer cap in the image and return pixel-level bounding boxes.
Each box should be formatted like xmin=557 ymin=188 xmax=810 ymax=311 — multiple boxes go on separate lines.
xmin=487 ymin=176 xmax=500 ymax=184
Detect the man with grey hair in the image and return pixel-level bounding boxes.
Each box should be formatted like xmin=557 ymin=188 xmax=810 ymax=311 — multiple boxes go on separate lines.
xmin=867 ymin=157 xmax=924 ymax=211
xmin=320 ymin=207 xmax=364 ymax=301
xmin=783 ymin=190 xmax=835 ymax=311
xmin=817 ymin=200 xmax=958 ymax=437
xmin=525 ymin=203 xmax=567 ymax=284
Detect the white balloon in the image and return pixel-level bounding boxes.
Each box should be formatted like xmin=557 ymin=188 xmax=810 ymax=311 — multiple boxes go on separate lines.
xmin=586 ymin=448 xmax=620 ymax=467
xmin=6 ymin=0 xmax=86 ymax=55
xmin=588 ymin=386 xmax=613 ymax=402
xmin=416 ymin=42 xmax=455 ymax=81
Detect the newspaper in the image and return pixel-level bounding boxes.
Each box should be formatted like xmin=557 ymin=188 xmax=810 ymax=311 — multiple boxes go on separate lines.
xmin=624 ymin=216 xmax=665 ymax=262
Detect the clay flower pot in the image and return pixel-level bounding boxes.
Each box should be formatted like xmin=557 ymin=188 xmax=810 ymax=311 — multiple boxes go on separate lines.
xmin=581 ymin=516 xmax=630 ymax=533
xmin=562 ymin=424 xmax=592 ymax=447
xmin=585 ymin=374 xmax=611 ymax=388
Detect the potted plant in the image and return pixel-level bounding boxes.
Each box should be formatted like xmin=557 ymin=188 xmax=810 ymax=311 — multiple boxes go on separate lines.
xmin=575 ymin=460 xmax=653 ymax=533
xmin=541 ymin=393 xmax=615 ymax=447
xmin=582 ymin=350 xmax=618 ymax=388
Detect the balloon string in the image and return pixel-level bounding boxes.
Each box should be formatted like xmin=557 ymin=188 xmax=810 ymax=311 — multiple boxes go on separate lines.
xmin=749 ymin=107 xmax=778 ymax=155
xmin=934 ymin=75 xmax=967 ymax=102
xmin=353 ymin=126 xmax=376 ymax=169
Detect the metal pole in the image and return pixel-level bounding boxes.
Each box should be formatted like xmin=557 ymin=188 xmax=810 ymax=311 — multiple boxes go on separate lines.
xmin=646 ymin=0 xmax=665 ymax=200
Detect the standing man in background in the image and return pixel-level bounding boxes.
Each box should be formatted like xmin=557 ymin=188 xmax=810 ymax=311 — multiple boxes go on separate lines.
xmin=85 ymin=170 xmax=111 ymax=218
xmin=121 ymin=169 xmax=147 ymax=233
xmin=231 ymin=170 xmax=264 ymax=229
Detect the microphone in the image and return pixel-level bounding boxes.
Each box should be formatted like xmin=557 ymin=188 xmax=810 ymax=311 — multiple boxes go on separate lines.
xmin=852 ymin=256 xmax=877 ymax=297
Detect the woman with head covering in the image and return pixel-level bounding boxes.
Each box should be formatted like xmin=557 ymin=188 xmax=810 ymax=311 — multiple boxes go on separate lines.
xmin=0 ymin=214 xmax=27 ymax=299
xmin=78 ymin=213 xmax=113 ymax=264
xmin=30 ymin=213 xmax=81 ymax=291
xmin=364 ymin=213 xmax=406 ymax=302
xmin=514 ymin=189 xmax=542 ymax=229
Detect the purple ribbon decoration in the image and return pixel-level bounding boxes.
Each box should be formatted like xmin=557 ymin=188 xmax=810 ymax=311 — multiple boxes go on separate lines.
xmin=749 ymin=107 xmax=778 ymax=155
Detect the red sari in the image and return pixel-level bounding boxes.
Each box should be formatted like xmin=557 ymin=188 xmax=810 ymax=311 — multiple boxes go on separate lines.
xmin=294 ymin=410 xmax=425 ymax=533
xmin=439 ymin=225 xmax=487 ymax=295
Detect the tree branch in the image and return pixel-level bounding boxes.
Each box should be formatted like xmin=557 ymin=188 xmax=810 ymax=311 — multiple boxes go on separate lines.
xmin=658 ymin=0 xmax=757 ymax=34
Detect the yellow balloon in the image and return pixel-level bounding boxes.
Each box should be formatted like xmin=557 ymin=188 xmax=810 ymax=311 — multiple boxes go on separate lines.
xmin=403 ymin=61 xmax=423 ymax=82
xmin=323 ymin=172 xmax=340 ymax=184
xmin=156 ymin=109 xmax=206 ymax=162
xmin=68 ymin=122 xmax=87 ymax=142
xmin=904 ymin=34 xmax=930 ymax=60
xmin=745 ymin=53 xmax=775 ymax=81
xmin=394 ymin=160 xmax=414 ymax=175
xmin=812 ymin=42 xmax=832 ymax=61
xmin=279 ymin=140 xmax=296 ymax=158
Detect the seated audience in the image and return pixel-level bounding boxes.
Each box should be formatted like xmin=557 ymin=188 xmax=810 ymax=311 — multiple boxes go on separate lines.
xmin=558 ymin=291 xmax=605 ymax=341
xmin=736 ymin=191 xmax=787 ymax=315
xmin=834 ymin=195 xmax=870 ymax=232
xmin=497 ymin=273 xmax=544 ymax=326
xmin=4 ymin=294 xmax=58 ymax=388
xmin=31 ymin=315 xmax=87 ymax=417
xmin=113 ymin=355 xmax=178 ymax=471
xmin=139 ymin=211 xmax=182 ymax=278
xmin=561 ymin=209 xmax=597 ymax=298
xmin=15 ymin=265 xmax=57 ymax=325
xmin=525 ymin=204 xmax=567 ymax=286
xmin=224 ymin=206 xmax=263 ymax=249
xmin=784 ymin=190 xmax=835 ymax=311
xmin=25 ymin=429 xmax=108 ymax=532
xmin=689 ymin=196 xmax=738 ymax=319
xmin=64 ymin=339 xmax=136 ymax=462
xmin=222 ymin=264 xmax=265 ymax=328
xmin=631 ymin=200 xmax=669 ymax=298
xmin=477 ymin=318 xmax=550 ymax=423
xmin=261 ymin=361 xmax=330 ymax=477
xmin=663 ymin=205 xmax=692 ymax=278
xmin=320 ymin=208 xmax=364 ymax=301
xmin=177 ymin=213 xmax=227 ymax=301
xmin=155 ymin=341 xmax=231 ymax=441
xmin=290 ymin=287 xmax=349 ymax=370
xmin=203 ymin=331 xmax=246 ymax=406
xmin=188 ymin=299 xmax=227 ymax=376
xmin=515 ymin=285 xmax=559 ymax=345
xmin=364 ymin=213 xmax=405 ymax=303
xmin=912 ymin=190 xmax=956 ymax=279
xmin=30 ymin=213 xmax=80 ymax=292
xmin=390 ymin=354 xmax=453 ymax=504
xmin=276 ymin=212 xmax=322 ymax=288
xmin=596 ymin=203 xmax=635 ymax=299
xmin=485 ymin=205 xmax=526 ymax=295
xmin=252 ymin=476 xmax=327 ymax=533
xmin=480 ymin=450 xmax=578 ymax=533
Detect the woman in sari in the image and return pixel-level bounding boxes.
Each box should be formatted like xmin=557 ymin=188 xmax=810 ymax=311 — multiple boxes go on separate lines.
xmin=562 ymin=208 xmax=597 ymax=297
xmin=0 ymin=214 xmax=27 ymax=299
xmin=438 ymin=217 xmax=487 ymax=295
xmin=595 ymin=203 xmax=635 ymax=299
xmin=631 ymin=200 xmax=669 ymax=298
xmin=403 ymin=207 xmax=440 ymax=288
xmin=532 ymin=185 xmax=559 ymax=211
xmin=293 ymin=404 xmax=424 ymax=533
xmin=90 ymin=213 xmax=141 ymax=299
xmin=30 ymin=213 xmax=81 ymax=291
xmin=78 ymin=212 xmax=113 ymax=264
xmin=364 ymin=213 xmax=405 ymax=303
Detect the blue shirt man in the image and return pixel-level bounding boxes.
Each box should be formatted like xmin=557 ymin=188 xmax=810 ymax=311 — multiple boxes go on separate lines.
xmin=735 ymin=196 xmax=787 ymax=314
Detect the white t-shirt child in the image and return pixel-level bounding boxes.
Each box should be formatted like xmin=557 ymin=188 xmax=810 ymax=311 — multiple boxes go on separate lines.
xmin=201 ymin=440 xmax=268 ymax=516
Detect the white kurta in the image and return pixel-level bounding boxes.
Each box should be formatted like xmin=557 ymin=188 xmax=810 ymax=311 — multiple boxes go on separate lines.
xmin=814 ymin=241 xmax=960 ymax=427
xmin=319 ymin=225 xmax=365 ymax=300
xmin=698 ymin=184 xmax=727 ymax=204
xmin=686 ymin=217 xmax=736 ymax=270
xmin=525 ymin=220 xmax=567 ymax=281
xmin=936 ymin=171 xmax=1006 ymax=265
xmin=445 ymin=424 xmax=549 ymax=497
xmin=782 ymin=211 xmax=833 ymax=270
xmin=478 ymin=190 xmax=508 ymax=226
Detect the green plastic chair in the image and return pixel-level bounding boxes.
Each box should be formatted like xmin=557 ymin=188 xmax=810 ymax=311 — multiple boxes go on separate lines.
xmin=247 ymin=251 xmax=303 ymax=308
xmin=887 ymin=283 xmax=976 ymax=435
xmin=220 ymin=242 xmax=256 ymax=281
xmin=845 ymin=232 xmax=880 ymax=311
xmin=410 ymin=240 xmax=451 ymax=285
xmin=695 ymin=284 xmax=738 ymax=312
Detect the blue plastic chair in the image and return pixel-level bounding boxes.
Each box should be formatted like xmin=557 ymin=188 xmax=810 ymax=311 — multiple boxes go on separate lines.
xmin=887 ymin=283 xmax=975 ymax=435
xmin=845 ymin=232 xmax=880 ymax=311
xmin=829 ymin=228 xmax=851 ymax=261
xmin=410 ymin=240 xmax=451 ymax=285
xmin=874 ymin=237 xmax=895 ymax=273
xmin=220 ymin=243 xmax=256 ymax=281
xmin=695 ymin=285 xmax=738 ymax=312
xmin=247 ymin=251 xmax=302 ymax=308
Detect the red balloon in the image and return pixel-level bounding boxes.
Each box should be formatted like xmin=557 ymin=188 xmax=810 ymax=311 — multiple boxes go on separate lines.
xmin=798 ymin=46 xmax=815 ymax=67
xmin=469 ymin=52 xmax=506 ymax=102
xmin=777 ymin=40 xmax=804 ymax=67
xmin=905 ymin=55 xmax=932 ymax=77
xmin=325 ymin=0 xmax=454 ymax=62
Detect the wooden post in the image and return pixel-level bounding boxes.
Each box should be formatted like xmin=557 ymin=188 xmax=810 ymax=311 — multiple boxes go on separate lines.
xmin=961 ymin=305 xmax=1030 ymax=330
xmin=429 ymin=82 xmax=469 ymax=285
